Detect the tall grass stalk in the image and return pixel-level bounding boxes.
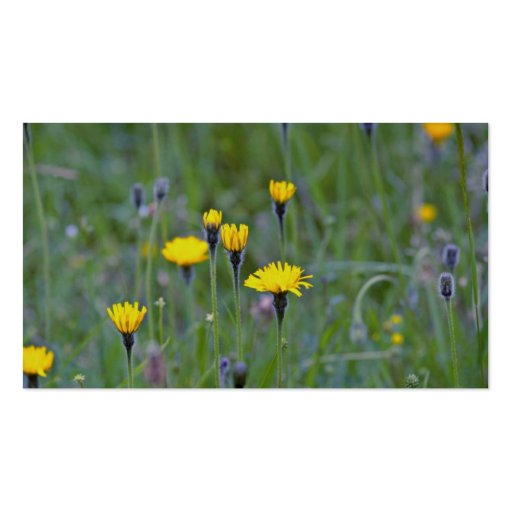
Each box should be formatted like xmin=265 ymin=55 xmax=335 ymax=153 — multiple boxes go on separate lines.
xmin=282 ymin=123 xmax=297 ymax=260
xmin=445 ymin=300 xmax=459 ymax=387
xmin=145 ymin=204 xmax=163 ymax=341
xmin=209 ymin=247 xmax=220 ymax=387
xmin=455 ymin=124 xmax=484 ymax=385
xmin=24 ymin=130 xmax=51 ymax=341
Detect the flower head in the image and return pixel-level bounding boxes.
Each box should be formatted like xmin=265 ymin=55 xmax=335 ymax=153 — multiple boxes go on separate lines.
xmin=442 ymin=243 xmax=460 ymax=272
xmin=161 ymin=236 xmax=209 ymax=267
xmin=423 ymin=123 xmax=454 ymax=145
xmin=390 ymin=314 xmax=403 ymax=325
xmin=416 ymin=203 xmax=437 ymax=223
xmin=391 ymin=332 xmax=404 ymax=345
xmin=203 ymin=209 xmax=222 ymax=232
xmin=153 ymin=177 xmax=169 ymax=203
xmin=244 ymin=261 xmax=313 ymax=297
xmin=269 ymin=179 xmax=296 ymax=205
xmin=131 ymin=183 xmax=145 ymax=210
xmin=221 ymin=224 xmax=249 ymax=253
xmin=107 ymin=301 xmax=147 ymax=336
xmin=439 ymin=272 xmax=455 ymax=300
xmin=23 ymin=345 xmax=54 ymax=378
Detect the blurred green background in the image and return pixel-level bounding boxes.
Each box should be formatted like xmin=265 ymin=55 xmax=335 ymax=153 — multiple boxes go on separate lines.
xmin=23 ymin=123 xmax=488 ymax=388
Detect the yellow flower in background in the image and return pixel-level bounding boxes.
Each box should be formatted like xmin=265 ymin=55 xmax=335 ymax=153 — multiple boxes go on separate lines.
xmin=269 ymin=179 xmax=296 ymax=205
xmin=107 ymin=301 xmax=147 ymax=336
xmin=161 ymin=236 xmax=209 ymax=267
xmin=221 ymin=223 xmax=249 ymax=253
xmin=23 ymin=345 xmax=54 ymax=377
xmin=423 ymin=123 xmax=454 ymax=145
xmin=417 ymin=203 xmax=438 ymax=223
xmin=244 ymin=261 xmax=313 ymax=297
xmin=391 ymin=332 xmax=404 ymax=345
xmin=390 ymin=314 xmax=403 ymax=325
xmin=203 ymin=209 xmax=222 ymax=231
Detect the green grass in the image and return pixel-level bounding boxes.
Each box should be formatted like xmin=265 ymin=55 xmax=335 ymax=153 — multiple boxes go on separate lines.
xmin=23 ymin=123 xmax=488 ymax=388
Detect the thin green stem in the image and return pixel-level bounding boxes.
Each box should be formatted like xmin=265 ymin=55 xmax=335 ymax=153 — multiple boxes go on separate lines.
xmin=283 ymin=124 xmax=297 ymax=260
xmin=145 ymin=203 xmax=162 ymax=341
xmin=158 ymin=304 xmax=164 ymax=346
xmin=455 ymin=123 xmax=484 ymax=385
xmin=232 ymin=265 xmax=243 ymax=361
xmin=278 ymin=215 xmax=286 ymax=261
xmin=276 ymin=309 xmax=285 ymax=388
xmin=25 ymin=132 xmax=51 ymax=341
xmin=135 ymin=220 xmax=142 ymax=298
xmin=445 ymin=300 xmax=459 ymax=388
xmin=126 ymin=346 xmax=133 ymax=388
xmin=209 ymin=246 xmax=220 ymax=388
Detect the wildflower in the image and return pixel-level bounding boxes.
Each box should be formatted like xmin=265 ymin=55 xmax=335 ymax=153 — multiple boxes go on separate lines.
xmin=73 ymin=373 xmax=86 ymax=388
xmin=153 ymin=177 xmax=169 ymax=204
xmin=391 ymin=332 xmax=404 ymax=345
xmin=161 ymin=236 xmax=209 ymax=284
xmin=269 ymin=180 xmax=296 ymax=259
xmin=131 ymin=183 xmax=145 ymax=211
xmin=405 ymin=374 xmax=420 ymax=388
xmin=233 ymin=361 xmax=248 ymax=388
xmin=154 ymin=297 xmax=166 ymax=308
xmin=23 ymin=345 xmax=54 ymax=387
xmin=439 ymin=272 xmax=455 ymax=301
xmin=390 ymin=314 xmax=403 ymax=325
xmin=244 ymin=261 xmax=313 ymax=298
xmin=203 ymin=208 xmax=222 ymax=248
xmin=106 ymin=301 xmax=147 ymax=387
xmin=423 ymin=123 xmax=454 ymax=145
xmin=417 ymin=203 xmax=438 ymax=223
xmin=244 ymin=261 xmax=313 ymax=387
xmin=360 ymin=123 xmax=376 ymax=137
xmin=203 ymin=209 xmax=223 ymax=387
xmin=442 ymin=243 xmax=460 ymax=272
xmin=205 ymin=313 xmax=214 ymax=323
xmin=221 ymin=223 xmax=249 ymax=362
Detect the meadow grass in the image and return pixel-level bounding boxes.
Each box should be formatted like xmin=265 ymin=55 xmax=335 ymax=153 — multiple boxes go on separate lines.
xmin=23 ymin=123 xmax=488 ymax=388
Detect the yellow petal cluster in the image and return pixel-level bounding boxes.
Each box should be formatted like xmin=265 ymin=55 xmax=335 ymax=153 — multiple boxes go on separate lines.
xmin=107 ymin=301 xmax=147 ymax=336
xmin=23 ymin=345 xmax=54 ymax=377
xmin=244 ymin=261 xmax=313 ymax=297
xmin=221 ymin=224 xmax=249 ymax=253
xmin=417 ymin=203 xmax=437 ymax=223
xmin=161 ymin=236 xmax=209 ymax=267
xmin=203 ymin=209 xmax=222 ymax=230
xmin=423 ymin=123 xmax=454 ymax=145
xmin=269 ymin=179 xmax=296 ymax=205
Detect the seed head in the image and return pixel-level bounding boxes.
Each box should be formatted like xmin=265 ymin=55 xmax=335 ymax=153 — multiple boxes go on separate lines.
xmin=131 ymin=183 xmax=145 ymax=211
xmin=153 ymin=177 xmax=169 ymax=203
xmin=233 ymin=361 xmax=248 ymax=388
xmin=438 ymin=272 xmax=455 ymax=301
xmin=405 ymin=374 xmax=420 ymax=388
xmin=442 ymin=243 xmax=460 ymax=272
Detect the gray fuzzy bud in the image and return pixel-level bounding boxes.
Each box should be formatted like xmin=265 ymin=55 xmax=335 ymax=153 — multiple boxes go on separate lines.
xmin=233 ymin=362 xmax=248 ymax=388
xmin=153 ymin=177 xmax=169 ymax=203
xmin=442 ymin=243 xmax=460 ymax=272
xmin=131 ymin=183 xmax=145 ymax=211
xmin=439 ymin=272 xmax=455 ymax=301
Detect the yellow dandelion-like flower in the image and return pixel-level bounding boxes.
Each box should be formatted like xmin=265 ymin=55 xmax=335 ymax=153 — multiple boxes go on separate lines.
xmin=221 ymin=223 xmax=249 ymax=253
xmin=390 ymin=314 xmax=403 ymax=325
xmin=23 ymin=345 xmax=54 ymax=378
xmin=391 ymin=332 xmax=404 ymax=345
xmin=161 ymin=236 xmax=209 ymax=267
xmin=106 ymin=301 xmax=147 ymax=336
xmin=244 ymin=261 xmax=313 ymax=297
xmin=417 ymin=203 xmax=438 ymax=223
xmin=269 ymin=179 xmax=296 ymax=205
xmin=423 ymin=123 xmax=454 ymax=145
xmin=203 ymin=209 xmax=223 ymax=231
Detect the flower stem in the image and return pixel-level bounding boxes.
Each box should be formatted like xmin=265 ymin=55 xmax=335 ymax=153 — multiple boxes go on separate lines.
xmin=209 ymin=246 xmax=220 ymax=388
xmin=28 ymin=374 xmax=39 ymax=388
xmin=445 ymin=300 xmax=459 ymax=388
xmin=276 ymin=309 xmax=285 ymax=388
xmin=126 ymin=346 xmax=133 ymax=388
xmin=455 ymin=123 xmax=484 ymax=385
xmin=135 ymin=219 xmax=142 ymax=298
xmin=158 ymin=303 xmax=164 ymax=346
xmin=24 ymin=130 xmax=51 ymax=342
xmin=145 ymin=203 xmax=162 ymax=341
xmin=278 ymin=214 xmax=286 ymax=261
xmin=232 ymin=264 xmax=243 ymax=361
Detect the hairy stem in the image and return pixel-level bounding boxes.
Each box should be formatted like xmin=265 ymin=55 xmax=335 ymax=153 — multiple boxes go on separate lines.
xmin=445 ymin=300 xmax=459 ymax=388
xmin=209 ymin=246 xmax=220 ymax=388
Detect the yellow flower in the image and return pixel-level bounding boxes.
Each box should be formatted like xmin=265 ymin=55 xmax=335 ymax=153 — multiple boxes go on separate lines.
xmin=203 ymin=209 xmax=222 ymax=231
xmin=107 ymin=301 xmax=147 ymax=336
xmin=161 ymin=236 xmax=209 ymax=267
xmin=417 ymin=203 xmax=437 ymax=223
xmin=391 ymin=332 xmax=404 ymax=345
xmin=244 ymin=261 xmax=313 ymax=297
xmin=221 ymin=223 xmax=249 ymax=253
xmin=390 ymin=314 xmax=403 ymax=325
xmin=269 ymin=179 xmax=296 ymax=205
xmin=23 ymin=345 xmax=54 ymax=377
xmin=423 ymin=123 xmax=454 ymax=145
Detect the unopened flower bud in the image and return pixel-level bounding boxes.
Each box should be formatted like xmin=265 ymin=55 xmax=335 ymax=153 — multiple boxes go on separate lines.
xmin=131 ymin=183 xmax=145 ymax=211
xmin=405 ymin=374 xmax=420 ymax=388
xmin=219 ymin=357 xmax=230 ymax=388
xmin=442 ymin=243 xmax=460 ymax=272
xmin=233 ymin=361 xmax=248 ymax=388
xmin=439 ymin=272 xmax=455 ymax=301
xmin=153 ymin=177 xmax=169 ymax=203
